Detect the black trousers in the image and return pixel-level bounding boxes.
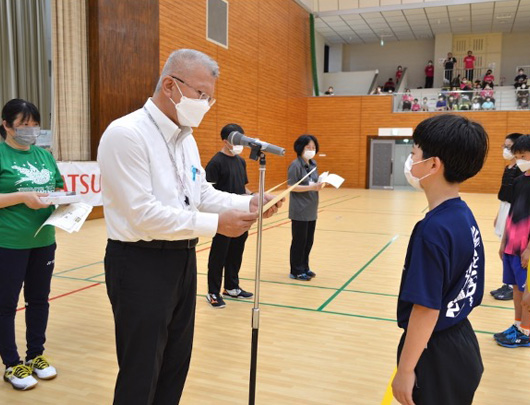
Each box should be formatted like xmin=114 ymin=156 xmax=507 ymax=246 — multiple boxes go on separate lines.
xmin=466 ymin=68 xmax=474 ymax=81
xmin=290 ymin=220 xmax=316 ymax=276
xmin=104 ymin=240 xmax=197 ymax=405
xmin=0 ymin=244 xmax=56 ymax=366
xmin=397 ymin=318 xmax=483 ymax=405
xmin=445 ymin=69 xmax=453 ymax=83
xmin=207 ymin=232 xmax=248 ymax=294
xmin=425 ymin=76 xmax=433 ymax=88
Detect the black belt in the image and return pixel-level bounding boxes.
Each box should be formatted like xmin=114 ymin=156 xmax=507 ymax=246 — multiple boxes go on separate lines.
xmin=111 ymin=238 xmax=198 ymax=250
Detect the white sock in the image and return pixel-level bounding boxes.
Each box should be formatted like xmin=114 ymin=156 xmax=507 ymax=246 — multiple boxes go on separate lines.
xmin=515 ymin=320 xmax=522 ymax=328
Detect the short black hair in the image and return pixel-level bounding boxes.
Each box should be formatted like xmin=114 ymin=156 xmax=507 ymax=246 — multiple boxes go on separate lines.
xmin=294 ymin=134 xmax=319 ymax=156
xmin=512 ymin=135 xmax=530 ymax=154
xmin=220 ymin=123 xmax=244 ymax=140
xmin=506 ymin=133 xmax=523 ymax=143
xmin=412 ymin=114 xmax=488 ymax=183
xmin=0 ymin=98 xmax=40 ymax=139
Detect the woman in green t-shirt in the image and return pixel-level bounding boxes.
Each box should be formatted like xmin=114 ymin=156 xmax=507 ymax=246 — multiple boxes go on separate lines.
xmin=0 ymin=99 xmax=63 ymax=391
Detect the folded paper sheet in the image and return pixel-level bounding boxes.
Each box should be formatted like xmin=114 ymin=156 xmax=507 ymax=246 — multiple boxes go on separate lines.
xmin=35 ymin=202 xmax=93 ymax=236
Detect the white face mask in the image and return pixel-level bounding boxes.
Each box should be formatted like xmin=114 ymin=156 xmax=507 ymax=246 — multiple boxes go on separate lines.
xmin=303 ymin=150 xmax=316 ymax=160
xmin=516 ymin=159 xmax=530 ymax=172
xmin=404 ymin=154 xmax=432 ymax=190
xmin=231 ymin=145 xmax=244 ymax=155
xmin=13 ymin=126 xmax=40 ymax=146
xmin=503 ymin=147 xmax=514 ymax=161
xmin=170 ymin=80 xmax=211 ymax=127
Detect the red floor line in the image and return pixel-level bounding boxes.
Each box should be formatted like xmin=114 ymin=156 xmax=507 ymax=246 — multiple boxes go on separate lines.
xmin=16 ymin=282 xmax=101 ymax=312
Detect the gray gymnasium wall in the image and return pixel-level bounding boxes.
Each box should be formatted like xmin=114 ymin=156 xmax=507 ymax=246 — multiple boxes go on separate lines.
xmin=342 ymin=39 xmax=435 ymax=90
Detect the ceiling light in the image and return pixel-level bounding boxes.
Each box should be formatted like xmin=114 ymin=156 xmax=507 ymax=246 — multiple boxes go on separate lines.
xmin=380 ymin=38 xmax=384 ymax=46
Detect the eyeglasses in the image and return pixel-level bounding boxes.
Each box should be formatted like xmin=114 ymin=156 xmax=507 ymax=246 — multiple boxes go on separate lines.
xmin=170 ymin=75 xmax=216 ymax=106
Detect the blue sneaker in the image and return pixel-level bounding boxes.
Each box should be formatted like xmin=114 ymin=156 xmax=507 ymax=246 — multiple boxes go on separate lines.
xmin=289 ymin=273 xmax=311 ymax=281
xmin=496 ymin=327 xmax=530 ymax=348
xmin=494 ymin=324 xmax=518 ymax=341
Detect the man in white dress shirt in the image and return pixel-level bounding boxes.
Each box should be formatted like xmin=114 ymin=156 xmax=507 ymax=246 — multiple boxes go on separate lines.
xmin=97 ymin=49 xmax=280 ymax=405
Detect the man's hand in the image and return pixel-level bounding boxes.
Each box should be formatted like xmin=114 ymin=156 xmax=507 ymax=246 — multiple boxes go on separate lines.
xmin=217 ymin=210 xmax=258 ymax=238
xmin=392 ymin=369 xmax=416 ymax=405
xmin=22 ymin=192 xmax=50 ymax=210
xmin=313 ymin=182 xmax=325 ymax=191
xmin=249 ymin=193 xmax=285 ymax=219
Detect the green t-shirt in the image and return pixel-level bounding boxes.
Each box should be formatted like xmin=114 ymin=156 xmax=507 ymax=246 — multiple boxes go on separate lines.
xmin=0 ymin=142 xmax=64 ymax=249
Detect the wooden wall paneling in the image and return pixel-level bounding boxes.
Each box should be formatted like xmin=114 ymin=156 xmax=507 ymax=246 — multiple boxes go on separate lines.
xmin=255 ymin=0 xmax=290 ymax=190
xmin=307 ymin=97 xmax=362 ymax=188
xmin=285 ymin=1 xmax=311 ymax=181
xmin=88 ymin=0 xmax=159 ymax=160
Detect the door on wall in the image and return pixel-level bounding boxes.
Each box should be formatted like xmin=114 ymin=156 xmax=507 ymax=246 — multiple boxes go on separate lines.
xmin=369 ymin=140 xmax=394 ymax=189
xmin=453 ymin=33 xmax=502 ymax=81
xmin=369 ymin=138 xmax=413 ymax=190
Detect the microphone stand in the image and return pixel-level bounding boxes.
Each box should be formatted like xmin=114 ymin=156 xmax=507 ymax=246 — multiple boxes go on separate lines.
xmin=248 ymin=142 xmax=265 ymax=405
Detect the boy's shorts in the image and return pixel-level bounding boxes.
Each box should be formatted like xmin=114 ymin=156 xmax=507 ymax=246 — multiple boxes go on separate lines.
xmin=503 ymin=253 xmax=527 ymax=292
xmin=397 ymin=318 xmax=483 ymax=405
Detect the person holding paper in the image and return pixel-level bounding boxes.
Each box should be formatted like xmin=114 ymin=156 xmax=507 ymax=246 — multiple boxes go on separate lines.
xmin=0 ymin=99 xmax=63 ymax=390
xmin=97 ymin=49 xmax=282 ymax=404
xmin=287 ymin=135 xmax=324 ymax=281
xmin=205 ymin=123 xmax=254 ymax=308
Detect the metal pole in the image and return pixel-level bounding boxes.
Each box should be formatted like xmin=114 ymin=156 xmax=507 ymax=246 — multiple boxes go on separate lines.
xmin=249 ymin=152 xmax=266 ymax=405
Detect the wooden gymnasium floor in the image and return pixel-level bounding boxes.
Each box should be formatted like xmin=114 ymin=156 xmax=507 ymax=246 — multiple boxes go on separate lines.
xmin=1 ymin=188 xmax=529 ymax=404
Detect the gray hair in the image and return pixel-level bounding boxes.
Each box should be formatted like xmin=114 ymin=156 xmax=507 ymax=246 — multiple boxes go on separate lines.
xmin=155 ymin=49 xmax=219 ymax=92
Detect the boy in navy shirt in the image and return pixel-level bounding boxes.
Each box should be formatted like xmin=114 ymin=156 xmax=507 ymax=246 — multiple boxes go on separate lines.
xmin=494 ymin=135 xmax=530 ymax=347
xmin=392 ymin=115 xmax=488 ymax=405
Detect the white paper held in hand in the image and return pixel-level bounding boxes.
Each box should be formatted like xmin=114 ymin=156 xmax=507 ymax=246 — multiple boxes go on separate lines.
xmin=34 ymin=202 xmax=93 ymax=236
xmin=318 ymin=171 xmax=345 ymax=188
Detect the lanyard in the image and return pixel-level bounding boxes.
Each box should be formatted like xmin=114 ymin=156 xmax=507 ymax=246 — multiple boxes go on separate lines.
xmin=143 ymin=106 xmax=195 ymax=210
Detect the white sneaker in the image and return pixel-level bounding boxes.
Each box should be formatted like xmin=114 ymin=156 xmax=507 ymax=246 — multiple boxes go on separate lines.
xmin=26 ymin=355 xmax=57 ymax=380
xmin=4 ymin=364 xmax=38 ymax=390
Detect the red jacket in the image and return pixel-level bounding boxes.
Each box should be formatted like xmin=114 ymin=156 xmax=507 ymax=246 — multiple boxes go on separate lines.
xmin=425 ymin=65 xmax=434 ymax=77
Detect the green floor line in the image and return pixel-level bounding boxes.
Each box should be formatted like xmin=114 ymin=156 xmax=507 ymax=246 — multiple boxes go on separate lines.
xmin=481 ymin=303 xmax=512 ymax=310
xmin=54 ymin=261 xmax=103 ymax=275
xmin=317 ymin=234 xmax=399 ymax=311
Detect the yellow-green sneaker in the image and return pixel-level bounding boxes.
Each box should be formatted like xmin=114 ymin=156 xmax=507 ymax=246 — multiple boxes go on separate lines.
xmin=25 ymin=355 xmax=57 ymax=380
xmin=4 ymin=363 xmax=38 ymax=390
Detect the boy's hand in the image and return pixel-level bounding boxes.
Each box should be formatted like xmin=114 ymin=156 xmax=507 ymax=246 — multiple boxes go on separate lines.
xmin=392 ymin=369 xmax=416 ymax=405
xmin=499 ymin=243 xmax=506 ymax=261
xmin=522 ymin=248 xmax=530 ymax=268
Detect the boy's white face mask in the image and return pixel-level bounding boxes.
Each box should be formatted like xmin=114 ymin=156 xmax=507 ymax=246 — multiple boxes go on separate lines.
xmin=404 ymin=155 xmax=432 ymax=190
xmin=516 ymin=159 xmax=530 ymax=172
xmin=503 ymin=147 xmax=514 ymax=161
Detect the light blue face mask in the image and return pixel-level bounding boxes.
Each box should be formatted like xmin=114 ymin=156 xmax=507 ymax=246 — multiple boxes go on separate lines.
xmin=14 ymin=126 xmax=40 ymax=146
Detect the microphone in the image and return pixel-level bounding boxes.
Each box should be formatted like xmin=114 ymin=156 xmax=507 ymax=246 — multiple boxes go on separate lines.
xmin=228 ymin=131 xmax=285 ymax=156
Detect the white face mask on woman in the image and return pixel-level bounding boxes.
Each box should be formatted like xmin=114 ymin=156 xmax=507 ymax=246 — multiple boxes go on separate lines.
xmin=170 ymin=80 xmax=211 ymax=127
xmin=303 ymin=150 xmax=316 ymax=160
xmin=404 ymin=155 xmax=432 ymax=190
xmin=13 ymin=126 xmax=40 ymax=146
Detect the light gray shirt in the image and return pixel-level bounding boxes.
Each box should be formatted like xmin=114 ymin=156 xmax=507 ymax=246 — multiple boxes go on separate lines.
xmin=288 ymin=157 xmax=319 ymax=221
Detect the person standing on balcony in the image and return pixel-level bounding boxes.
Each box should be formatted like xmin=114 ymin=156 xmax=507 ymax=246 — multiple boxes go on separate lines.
xmin=425 ymin=60 xmax=434 ymax=88
xmin=464 ymin=50 xmax=476 ymax=82
xmin=443 ymin=52 xmax=457 ymax=85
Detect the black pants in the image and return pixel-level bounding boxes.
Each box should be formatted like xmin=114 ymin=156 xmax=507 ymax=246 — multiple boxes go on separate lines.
xmin=445 ymin=69 xmax=453 ymax=84
xmin=105 ymin=240 xmax=197 ymax=405
xmin=397 ymin=318 xmax=483 ymax=405
xmin=207 ymin=232 xmax=248 ymax=294
xmin=290 ymin=220 xmax=316 ymax=276
xmin=425 ymin=76 xmax=433 ymax=88
xmin=0 ymin=244 xmax=56 ymax=366
xmin=466 ymin=69 xmax=474 ymax=81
